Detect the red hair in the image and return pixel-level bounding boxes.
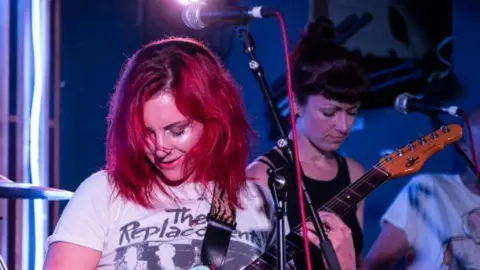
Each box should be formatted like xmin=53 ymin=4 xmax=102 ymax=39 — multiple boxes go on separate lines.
xmin=106 ymin=37 xmax=254 ymax=208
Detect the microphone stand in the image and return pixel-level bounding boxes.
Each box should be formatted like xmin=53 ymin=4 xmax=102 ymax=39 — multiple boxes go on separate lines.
xmin=237 ymin=27 xmax=341 ymax=270
xmin=429 ymin=114 xmax=480 ymax=181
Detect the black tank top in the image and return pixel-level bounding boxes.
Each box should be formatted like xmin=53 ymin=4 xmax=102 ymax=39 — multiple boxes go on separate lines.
xmin=261 ymin=147 xmax=363 ymax=269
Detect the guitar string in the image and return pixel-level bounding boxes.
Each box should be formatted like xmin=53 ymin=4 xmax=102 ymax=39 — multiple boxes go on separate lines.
xmin=289 ymin=165 xmax=388 ymax=231
xmin=247 ymin=129 xmax=451 ymax=269
xmin=249 ymin=171 xmax=383 ymax=269
xmin=245 ymin=159 xmax=391 ymax=269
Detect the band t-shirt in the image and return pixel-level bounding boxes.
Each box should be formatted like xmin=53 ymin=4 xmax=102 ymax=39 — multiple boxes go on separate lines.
xmin=46 ymin=171 xmax=274 ymax=270
xmin=382 ymin=173 xmax=480 ymax=269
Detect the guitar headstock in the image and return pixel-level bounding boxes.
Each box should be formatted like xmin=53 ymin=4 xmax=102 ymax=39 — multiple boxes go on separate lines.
xmin=378 ymin=124 xmax=463 ymax=178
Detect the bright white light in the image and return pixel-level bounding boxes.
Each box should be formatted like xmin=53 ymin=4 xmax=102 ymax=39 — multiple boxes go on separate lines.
xmin=31 ymin=0 xmax=47 ymax=269
xmin=177 ymin=0 xmax=201 ymax=6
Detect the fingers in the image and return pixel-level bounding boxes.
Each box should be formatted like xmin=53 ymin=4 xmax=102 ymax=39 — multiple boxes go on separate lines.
xmin=305 ymin=221 xmax=315 ymax=231
xmin=306 ymin=230 xmax=320 ymax=247
xmin=300 ymin=212 xmax=353 ymax=249
xmin=299 ymin=223 xmax=320 ymax=247
xmin=317 ymin=211 xmax=351 ymax=234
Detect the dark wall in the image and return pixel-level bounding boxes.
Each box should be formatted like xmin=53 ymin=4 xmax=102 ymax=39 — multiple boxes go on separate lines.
xmin=452 ymin=0 xmax=480 ymax=107
xmin=59 ymin=0 xmax=141 ymax=193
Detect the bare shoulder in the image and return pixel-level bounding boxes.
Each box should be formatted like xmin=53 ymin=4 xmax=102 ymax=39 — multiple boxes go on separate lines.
xmin=345 ymin=157 xmax=365 ymax=182
xmin=246 ymin=157 xmax=272 ymax=187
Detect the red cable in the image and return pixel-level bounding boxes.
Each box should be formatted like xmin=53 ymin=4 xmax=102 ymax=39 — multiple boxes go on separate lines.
xmin=275 ymin=12 xmax=313 ymax=270
xmin=463 ymin=115 xmax=480 ymax=177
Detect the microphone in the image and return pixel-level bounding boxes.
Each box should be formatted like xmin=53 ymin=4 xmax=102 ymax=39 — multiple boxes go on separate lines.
xmin=394 ymin=92 xmax=465 ymax=117
xmin=182 ymin=3 xmax=276 ymax=30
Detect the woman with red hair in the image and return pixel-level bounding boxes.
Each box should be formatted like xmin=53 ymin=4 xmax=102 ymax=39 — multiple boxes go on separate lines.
xmin=44 ymin=37 xmax=355 ymax=269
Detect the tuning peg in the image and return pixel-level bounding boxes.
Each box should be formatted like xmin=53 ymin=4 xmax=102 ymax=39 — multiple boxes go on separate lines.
xmin=407 ymin=141 xmax=415 ymax=150
xmin=418 ymin=137 xmax=427 ymax=145
xmin=431 ymin=132 xmax=439 ymax=139
xmin=441 ymin=125 xmax=450 ymax=133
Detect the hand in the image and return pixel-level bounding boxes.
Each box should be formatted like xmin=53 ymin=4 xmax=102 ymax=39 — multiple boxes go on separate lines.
xmin=300 ymin=211 xmax=356 ymax=270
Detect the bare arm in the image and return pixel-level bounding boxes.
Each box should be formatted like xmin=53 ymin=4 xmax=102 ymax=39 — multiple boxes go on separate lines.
xmin=246 ymin=158 xmax=271 ymax=188
xmin=365 ymin=222 xmax=410 ymax=270
xmin=44 ymin=242 xmax=101 ymax=270
xmin=43 ymin=172 xmax=111 ymax=270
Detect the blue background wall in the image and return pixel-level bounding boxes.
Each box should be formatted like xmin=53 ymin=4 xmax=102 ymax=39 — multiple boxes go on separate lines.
xmin=58 ymin=0 xmax=479 ymax=265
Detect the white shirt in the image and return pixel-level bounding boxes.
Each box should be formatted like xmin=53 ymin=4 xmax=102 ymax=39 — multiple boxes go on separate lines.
xmin=382 ymin=173 xmax=480 ymax=270
xmin=46 ymin=170 xmax=274 ymax=270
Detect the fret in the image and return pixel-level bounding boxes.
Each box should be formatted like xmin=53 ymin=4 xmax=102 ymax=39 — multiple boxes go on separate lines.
xmin=343 ymin=186 xmax=362 ymax=199
xmin=321 ymin=205 xmax=334 ymax=212
xmin=346 ymin=179 xmax=375 ymax=196
xmin=369 ymin=166 xmax=390 ymax=185
xmin=332 ymin=196 xmax=351 ymax=206
xmin=245 ymin=253 xmax=276 ymax=270
xmin=322 ymin=168 xmax=388 ymax=219
xmin=257 ymin=249 xmax=276 ymax=268
xmin=321 ymin=198 xmax=351 ymax=216
xmin=338 ymin=188 xmax=362 ymax=203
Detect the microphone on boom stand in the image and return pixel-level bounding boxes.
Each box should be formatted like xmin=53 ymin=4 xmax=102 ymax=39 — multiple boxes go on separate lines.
xmin=182 ymin=3 xmax=275 ymax=30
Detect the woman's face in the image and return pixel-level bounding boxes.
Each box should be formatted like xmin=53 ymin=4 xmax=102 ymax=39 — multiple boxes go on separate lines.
xmin=297 ymin=95 xmax=360 ymax=152
xmin=143 ymin=92 xmax=203 ymax=183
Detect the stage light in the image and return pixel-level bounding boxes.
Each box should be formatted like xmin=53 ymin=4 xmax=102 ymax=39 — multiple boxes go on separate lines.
xmin=177 ymin=0 xmax=201 ymax=6
xmin=31 ymin=0 xmax=48 ymax=269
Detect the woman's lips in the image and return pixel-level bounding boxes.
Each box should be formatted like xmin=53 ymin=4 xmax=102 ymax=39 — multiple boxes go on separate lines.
xmin=157 ymin=157 xmax=181 ymax=169
xmin=329 ymin=137 xmax=345 ymax=144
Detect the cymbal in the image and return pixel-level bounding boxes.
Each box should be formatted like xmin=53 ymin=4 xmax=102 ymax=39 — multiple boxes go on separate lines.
xmin=0 ymin=174 xmax=73 ymax=200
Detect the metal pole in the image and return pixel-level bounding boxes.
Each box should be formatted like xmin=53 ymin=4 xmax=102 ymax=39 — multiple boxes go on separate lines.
xmin=16 ymin=0 xmax=32 ymax=269
xmin=50 ymin=0 xmax=61 ymax=234
xmin=0 ymin=0 xmax=10 ymax=265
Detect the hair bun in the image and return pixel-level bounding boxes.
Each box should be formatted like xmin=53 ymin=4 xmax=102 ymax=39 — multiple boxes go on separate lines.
xmin=304 ymin=16 xmax=336 ymax=44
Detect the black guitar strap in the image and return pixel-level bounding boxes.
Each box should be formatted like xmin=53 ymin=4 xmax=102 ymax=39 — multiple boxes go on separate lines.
xmin=201 ymin=183 xmax=237 ymax=269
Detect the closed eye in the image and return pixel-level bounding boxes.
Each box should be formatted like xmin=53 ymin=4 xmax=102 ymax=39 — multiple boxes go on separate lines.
xmin=169 ymin=129 xmax=186 ymax=137
xmin=347 ymin=110 xmax=358 ymax=116
xmin=168 ymin=122 xmax=191 ymax=137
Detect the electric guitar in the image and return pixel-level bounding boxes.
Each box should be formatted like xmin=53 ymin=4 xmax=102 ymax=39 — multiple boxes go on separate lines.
xmin=192 ymin=124 xmax=463 ymax=270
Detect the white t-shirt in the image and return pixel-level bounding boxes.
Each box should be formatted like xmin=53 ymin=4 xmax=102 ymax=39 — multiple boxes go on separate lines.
xmin=46 ymin=170 xmax=274 ymax=270
xmin=382 ymin=173 xmax=480 ymax=270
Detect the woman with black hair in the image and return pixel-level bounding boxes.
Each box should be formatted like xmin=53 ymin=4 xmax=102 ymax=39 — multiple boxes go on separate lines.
xmin=248 ymin=16 xmax=370 ymax=269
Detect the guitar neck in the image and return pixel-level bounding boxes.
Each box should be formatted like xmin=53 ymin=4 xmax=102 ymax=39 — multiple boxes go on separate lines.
xmin=246 ymin=167 xmax=390 ymax=270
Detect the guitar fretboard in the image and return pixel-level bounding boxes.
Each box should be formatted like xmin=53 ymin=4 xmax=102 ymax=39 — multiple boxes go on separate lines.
xmin=245 ymin=166 xmax=389 ymax=270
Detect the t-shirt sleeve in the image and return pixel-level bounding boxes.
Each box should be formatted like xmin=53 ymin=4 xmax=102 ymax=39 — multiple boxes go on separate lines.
xmin=381 ymin=174 xmax=436 ymax=246
xmin=243 ymin=181 xmax=275 ymax=248
xmin=46 ymin=171 xmax=112 ymax=251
